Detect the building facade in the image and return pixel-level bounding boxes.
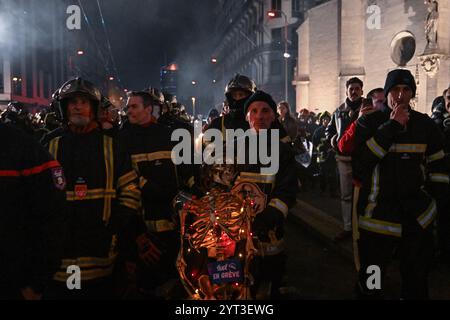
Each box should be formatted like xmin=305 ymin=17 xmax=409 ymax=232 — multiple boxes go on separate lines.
xmin=0 ymin=0 xmax=118 ymax=111
xmin=294 ymin=0 xmax=450 ymax=115
xmin=211 ymin=0 xmax=327 ymax=108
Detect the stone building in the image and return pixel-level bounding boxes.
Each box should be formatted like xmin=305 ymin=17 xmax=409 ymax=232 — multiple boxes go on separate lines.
xmin=294 ymin=0 xmax=450 ymax=114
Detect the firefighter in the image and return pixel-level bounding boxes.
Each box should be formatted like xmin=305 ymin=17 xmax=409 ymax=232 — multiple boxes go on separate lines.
xmin=119 ymin=90 xmax=194 ymax=299
xmin=313 ymin=111 xmax=337 ymax=197
xmin=43 ymin=78 xmax=142 ymax=299
xmin=204 ymin=74 xmax=256 ymax=135
xmin=98 ymin=96 xmax=121 ymax=137
xmin=0 ymin=122 xmax=66 ymax=299
xmin=352 ymin=69 xmax=449 ymax=299
xmin=202 ymin=90 xmax=298 ymax=299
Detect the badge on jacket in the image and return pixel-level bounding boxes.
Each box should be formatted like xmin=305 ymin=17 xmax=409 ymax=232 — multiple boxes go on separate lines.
xmin=51 ymin=167 xmax=66 ymax=191
xmin=75 ymin=177 xmax=88 ymax=199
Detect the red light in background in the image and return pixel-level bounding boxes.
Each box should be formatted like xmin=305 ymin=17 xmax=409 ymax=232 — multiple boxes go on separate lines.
xmin=168 ymin=63 xmax=178 ymax=71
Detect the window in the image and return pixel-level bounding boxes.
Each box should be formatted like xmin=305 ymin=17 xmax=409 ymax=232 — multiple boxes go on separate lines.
xmin=271 ymin=0 xmax=281 ymax=11
xmin=270 ymin=60 xmax=282 ymax=76
xmin=292 ymin=0 xmax=305 ymax=13
xmin=271 ymin=28 xmax=282 ymax=44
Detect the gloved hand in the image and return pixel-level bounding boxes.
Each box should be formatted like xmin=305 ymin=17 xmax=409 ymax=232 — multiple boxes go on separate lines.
xmin=136 ymin=233 xmax=162 ymax=265
xmin=252 ymin=206 xmax=284 ymax=242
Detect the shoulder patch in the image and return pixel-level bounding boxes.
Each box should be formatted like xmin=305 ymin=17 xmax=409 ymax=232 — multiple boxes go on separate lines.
xmin=51 ymin=167 xmax=66 ymax=190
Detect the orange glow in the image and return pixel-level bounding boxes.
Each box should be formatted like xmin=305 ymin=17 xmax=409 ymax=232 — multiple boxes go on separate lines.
xmin=168 ymin=63 xmax=178 ymax=71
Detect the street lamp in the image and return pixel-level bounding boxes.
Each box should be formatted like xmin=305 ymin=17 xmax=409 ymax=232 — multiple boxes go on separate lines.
xmin=211 ymin=57 xmax=217 ymax=64
xmin=191 ymin=96 xmax=196 ymax=118
xmin=191 ymin=80 xmax=197 ymax=86
xmin=77 ymin=50 xmax=84 ymax=56
xmin=109 ymin=76 xmax=115 ymax=81
xmin=267 ymin=9 xmax=289 ymax=104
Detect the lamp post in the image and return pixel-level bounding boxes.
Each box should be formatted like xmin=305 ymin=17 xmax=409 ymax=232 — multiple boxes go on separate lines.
xmin=191 ymin=96 xmax=196 ymax=119
xmin=267 ymin=9 xmax=289 ymax=104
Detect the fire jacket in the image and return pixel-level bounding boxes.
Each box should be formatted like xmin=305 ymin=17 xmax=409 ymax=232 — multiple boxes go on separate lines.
xmin=45 ymin=127 xmax=140 ymax=283
xmin=0 ymin=123 xmax=66 ymax=292
xmin=352 ymin=107 xmax=449 ymax=237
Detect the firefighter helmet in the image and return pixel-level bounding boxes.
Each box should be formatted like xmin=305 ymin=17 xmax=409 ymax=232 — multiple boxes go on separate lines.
xmin=55 ymin=78 xmax=102 ymax=121
xmin=224 ymin=74 xmax=256 ymax=105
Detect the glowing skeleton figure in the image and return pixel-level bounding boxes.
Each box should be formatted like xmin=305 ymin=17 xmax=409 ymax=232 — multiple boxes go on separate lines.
xmin=177 ymin=188 xmax=257 ymax=300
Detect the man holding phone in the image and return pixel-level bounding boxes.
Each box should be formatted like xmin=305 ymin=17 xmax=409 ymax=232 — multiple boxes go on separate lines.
xmin=338 ymin=88 xmax=386 ymax=156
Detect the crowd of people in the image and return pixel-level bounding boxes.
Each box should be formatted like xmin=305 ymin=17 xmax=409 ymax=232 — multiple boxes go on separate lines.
xmin=0 ymin=70 xmax=449 ymax=300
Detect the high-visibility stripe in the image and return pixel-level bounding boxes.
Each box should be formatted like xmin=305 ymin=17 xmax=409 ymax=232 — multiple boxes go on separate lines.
xmin=103 ymin=136 xmax=114 ymax=224
xmin=117 ymin=170 xmax=138 ymax=188
xmin=139 ymin=177 xmax=148 ymax=189
xmin=187 ymin=176 xmax=195 ymax=188
xmin=417 ymin=200 xmax=437 ymax=229
xmin=60 ymin=256 xmax=115 ymax=269
xmin=364 ymin=164 xmax=380 ymax=218
xmin=258 ymin=239 xmax=285 ymax=256
xmin=48 ymin=137 xmax=61 ymax=160
xmin=366 ymin=137 xmax=386 ymax=159
xmin=131 ymin=151 xmax=173 ymax=164
xmin=120 ymin=189 xmax=141 ymax=201
xmin=389 ymin=144 xmax=426 ymax=153
xmin=268 ymin=198 xmax=289 ymax=217
xmin=120 ymin=198 xmax=141 ymax=211
xmin=66 ymin=188 xmax=116 ymax=201
xmin=146 ymin=219 xmax=176 ymax=232
xmin=429 ymin=173 xmax=450 ymax=184
xmin=359 ymin=216 xmax=402 ymax=237
xmin=0 ymin=160 xmax=60 ymax=177
xmin=237 ymin=172 xmax=276 ymax=184
xmin=53 ymin=266 xmax=114 ymax=282
xmin=426 ymin=150 xmax=445 ymax=163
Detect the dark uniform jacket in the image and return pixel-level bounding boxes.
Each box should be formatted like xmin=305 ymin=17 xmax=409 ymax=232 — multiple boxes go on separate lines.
xmin=45 ymin=127 xmax=140 ymax=283
xmin=352 ymin=107 xmax=449 ymax=237
xmin=227 ymin=133 xmax=298 ymax=255
xmin=118 ymin=122 xmax=190 ymax=232
xmin=326 ymin=98 xmax=362 ymax=155
xmin=0 ymin=123 xmax=66 ymax=293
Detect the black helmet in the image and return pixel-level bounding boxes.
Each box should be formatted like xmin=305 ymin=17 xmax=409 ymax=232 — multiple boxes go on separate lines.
xmin=7 ymin=101 xmax=25 ymax=114
xmin=100 ymin=95 xmax=113 ymax=110
xmin=224 ymin=74 xmax=256 ymax=108
xmin=148 ymin=87 xmax=165 ymax=106
xmin=207 ymin=108 xmax=220 ymax=119
xmin=56 ymin=78 xmax=101 ymax=121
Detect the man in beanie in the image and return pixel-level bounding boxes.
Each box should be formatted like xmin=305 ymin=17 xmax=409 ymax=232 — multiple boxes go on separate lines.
xmin=326 ymin=77 xmax=364 ymax=241
xmin=204 ymin=90 xmax=298 ymax=299
xmin=352 ymin=69 xmax=448 ymax=299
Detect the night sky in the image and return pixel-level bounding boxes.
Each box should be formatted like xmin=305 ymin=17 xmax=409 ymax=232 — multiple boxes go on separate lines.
xmin=97 ymin=0 xmax=218 ymax=107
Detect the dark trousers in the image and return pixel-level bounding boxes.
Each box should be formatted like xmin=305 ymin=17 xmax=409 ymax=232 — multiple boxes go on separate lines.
xmin=250 ymin=252 xmax=287 ymax=300
xmin=437 ymin=202 xmax=450 ymax=261
xmin=319 ymin=159 xmax=337 ymax=195
xmin=357 ymin=227 xmax=434 ymax=299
